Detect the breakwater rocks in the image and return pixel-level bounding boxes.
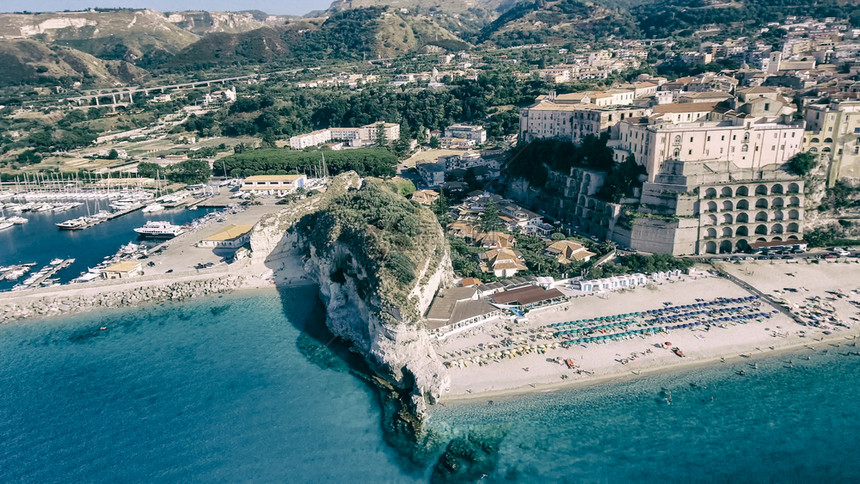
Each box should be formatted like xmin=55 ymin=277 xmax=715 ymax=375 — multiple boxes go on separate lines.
xmin=0 ymin=275 xmax=246 ymax=323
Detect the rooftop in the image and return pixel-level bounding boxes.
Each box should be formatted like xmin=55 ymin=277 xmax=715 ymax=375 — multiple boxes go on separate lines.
xmin=244 ymin=175 xmax=306 ymax=182
xmin=490 ymin=286 xmax=565 ymax=306
xmin=202 ymin=224 xmax=254 ymax=242
xmin=104 ymin=261 xmax=142 ymax=273
xmin=653 ymin=102 xmax=719 ymax=114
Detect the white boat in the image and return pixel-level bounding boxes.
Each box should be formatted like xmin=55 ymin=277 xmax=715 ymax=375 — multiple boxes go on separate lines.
xmin=134 ymin=221 xmax=185 ymax=239
xmin=57 ymin=217 xmax=89 ymax=230
xmin=8 ymin=216 xmax=28 ymax=224
xmin=142 ymin=203 xmax=165 ymax=213
xmin=0 ymin=222 xmax=13 ymax=231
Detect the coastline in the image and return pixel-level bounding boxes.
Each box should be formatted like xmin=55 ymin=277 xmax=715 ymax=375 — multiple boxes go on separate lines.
xmin=435 ymin=260 xmax=860 ymax=405
xmin=437 ymin=327 xmax=860 ymax=405
xmin=0 ymin=251 xmax=313 ymax=324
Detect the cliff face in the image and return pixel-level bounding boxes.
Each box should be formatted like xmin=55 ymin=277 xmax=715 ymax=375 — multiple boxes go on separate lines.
xmin=249 ymin=172 xmax=453 ymax=417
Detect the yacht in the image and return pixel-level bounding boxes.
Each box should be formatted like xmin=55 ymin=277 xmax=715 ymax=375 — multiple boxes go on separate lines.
xmin=0 ymin=221 xmax=13 ymax=231
xmin=8 ymin=216 xmax=28 ymax=224
xmin=56 ymin=217 xmax=89 ymax=230
xmin=142 ymin=203 xmax=165 ymax=213
xmin=134 ymin=221 xmax=185 ymax=239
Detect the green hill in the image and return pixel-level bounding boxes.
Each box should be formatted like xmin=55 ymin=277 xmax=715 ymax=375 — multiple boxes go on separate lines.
xmin=0 ymin=40 xmax=149 ymax=87
xmin=161 ymin=7 xmax=469 ymax=71
xmin=474 ymin=0 xmax=641 ymax=46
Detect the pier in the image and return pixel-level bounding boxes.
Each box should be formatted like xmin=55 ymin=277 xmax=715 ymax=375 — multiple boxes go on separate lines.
xmin=15 ymin=259 xmax=75 ymax=290
xmin=57 ymin=204 xmax=145 ymax=231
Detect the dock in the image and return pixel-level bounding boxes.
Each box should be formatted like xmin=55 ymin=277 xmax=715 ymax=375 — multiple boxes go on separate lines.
xmin=15 ymin=259 xmax=75 ymax=290
xmin=57 ymin=204 xmax=144 ymax=231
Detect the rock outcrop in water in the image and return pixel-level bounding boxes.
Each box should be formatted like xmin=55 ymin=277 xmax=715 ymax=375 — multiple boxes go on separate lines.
xmin=250 ymin=172 xmax=453 ymax=419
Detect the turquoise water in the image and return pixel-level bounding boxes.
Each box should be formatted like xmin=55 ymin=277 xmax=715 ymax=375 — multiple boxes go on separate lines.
xmin=0 ymin=287 xmax=419 ymax=483
xmin=428 ymin=348 xmax=860 ymax=481
xmin=2 ymin=287 xmax=859 ymax=482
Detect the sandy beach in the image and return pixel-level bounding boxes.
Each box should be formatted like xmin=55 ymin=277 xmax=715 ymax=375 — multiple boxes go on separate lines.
xmin=436 ymin=259 xmax=860 ymax=402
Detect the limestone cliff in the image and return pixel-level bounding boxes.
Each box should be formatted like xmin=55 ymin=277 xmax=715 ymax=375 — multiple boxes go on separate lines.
xmin=249 ymin=172 xmax=453 ymax=418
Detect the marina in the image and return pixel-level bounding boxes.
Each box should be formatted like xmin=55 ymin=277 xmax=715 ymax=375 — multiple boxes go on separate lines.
xmin=0 ymin=263 xmax=36 ymax=281
xmin=13 ymin=259 xmax=75 ymax=291
xmin=56 ymin=203 xmax=146 ymax=231
xmin=0 ymin=199 xmax=220 ymax=291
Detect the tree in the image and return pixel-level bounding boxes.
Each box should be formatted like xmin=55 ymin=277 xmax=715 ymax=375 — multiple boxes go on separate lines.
xmin=428 ymin=136 xmax=440 ymax=149
xmin=107 ymin=149 xmax=119 ymax=160
xmin=480 ymin=200 xmax=501 ymax=232
xmin=788 ymin=152 xmax=816 ymax=176
xmin=376 ymin=123 xmax=388 ymax=147
xmin=550 ymin=232 xmax=566 ymax=241
xmin=431 ymin=190 xmax=450 ymax=224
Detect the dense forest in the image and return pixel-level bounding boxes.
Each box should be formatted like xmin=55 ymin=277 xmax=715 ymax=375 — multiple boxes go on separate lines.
xmin=180 ymin=69 xmax=544 ymax=142
xmin=137 ymin=160 xmax=211 ymax=184
xmin=632 ymin=0 xmax=860 ymax=38
xmin=217 ymin=148 xmax=398 ymax=178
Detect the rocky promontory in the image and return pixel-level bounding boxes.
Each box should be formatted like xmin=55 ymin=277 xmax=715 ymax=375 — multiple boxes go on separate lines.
xmin=250 ymin=172 xmax=454 ymax=419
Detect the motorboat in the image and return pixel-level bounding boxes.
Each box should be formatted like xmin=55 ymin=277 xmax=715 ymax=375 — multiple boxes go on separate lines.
xmin=134 ymin=221 xmax=185 ymax=239
xmin=142 ymin=203 xmax=165 ymax=213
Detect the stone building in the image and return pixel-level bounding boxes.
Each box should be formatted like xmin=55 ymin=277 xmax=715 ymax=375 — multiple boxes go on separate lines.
xmin=802 ymin=100 xmax=860 ymax=185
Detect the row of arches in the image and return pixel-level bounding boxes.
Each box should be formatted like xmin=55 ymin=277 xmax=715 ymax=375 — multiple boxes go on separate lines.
xmin=704 ymin=210 xmax=801 ymax=225
xmin=705 ymin=197 xmax=800 ymax=212
xmin=703 ymin=183 xmax=800 ymax=199
xmin=704 ymin=235 xmax=801 ymax=254
xmin=704 ymin=223 xmax=800 ymax=239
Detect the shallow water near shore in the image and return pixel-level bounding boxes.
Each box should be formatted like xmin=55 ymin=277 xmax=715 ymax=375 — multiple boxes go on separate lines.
xmin=2 ymin=288 xmax=859 ymax=482
xmin=428 ymin=345 xmax=860 ymax=481
xmin=0 ymin=287 xmax=420 ymax=482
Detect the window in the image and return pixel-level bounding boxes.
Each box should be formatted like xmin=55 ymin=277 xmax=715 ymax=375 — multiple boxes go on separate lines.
xmin=732 ymin=135 xmax=737 ymax=141
xmin=674 ymin=135 xmax=681 ymax=143
xmin=742 ymin=144 xmax=748 ymax=152
xmin=690 ymin=137 xmax=694 ymax=142
xmin=673 ymin=149 xmax=680 ymax=157
xmin=764 ymin=103 xmax=770 ymax=111
xmin=721 ymin=135 xmax=725 ymax=141
xmin=707 ymin=136 xmax=711 ymax=141
xmin=688 ymin=150 xmax=692 ymax=155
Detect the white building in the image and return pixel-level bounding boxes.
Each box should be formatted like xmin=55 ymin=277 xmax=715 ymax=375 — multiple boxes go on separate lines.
xmin=198 ymin=224 xmax=253 ymax=249
xmin=289 ymin=129 xmax=332 ymax=149
xmin=289 ymin=123 xmax=401 ymax=149
xmin=240 ymin=174 xmax=307 ymax=195
xmin=615 ymin=106 xmax=805 ymax=182
xmin=444 ymin=124 xmax=487 ymax=144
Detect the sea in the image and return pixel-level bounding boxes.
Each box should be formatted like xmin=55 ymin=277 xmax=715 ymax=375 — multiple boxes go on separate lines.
xmin=0 ymin=202 xmax=216 ymax=290
xmin=1 ymin=288 xmax=859 ymax=482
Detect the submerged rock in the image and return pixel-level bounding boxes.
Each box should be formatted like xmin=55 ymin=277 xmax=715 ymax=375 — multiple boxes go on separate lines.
xmin=430 ymin=432 xmax=506 ymax=483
